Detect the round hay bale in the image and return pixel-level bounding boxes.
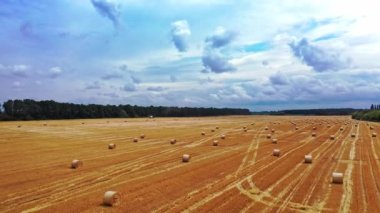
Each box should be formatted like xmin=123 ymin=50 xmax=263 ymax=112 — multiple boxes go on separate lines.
xmin=182 ymin=154 xmax=190 ymax=162
xmin=133 ymin=138 xmax=138 ymax=143
xmin=304 ymin=155 xmax=312 ymax=164
xmin=370 ymin=126 xmax=374 ymax=130
xmin=271 ymin=129 xmax=275 ymax=133
xmin=211 ymin=129 xmax=215 ymax=132
xmin=313 ymin=127 xmax=317 ymax=130
xmin=243 ymin=126 xmax=247 ymax=129
xmin=103 ymin=191 xmax=121 ymax=206
xmin=170 ymin=139 xmax=177 ymax=144
xmin=330 ymin=135 xmax=335 ymax=140
xmin=264 ymin=127 xmax=269 ymax=130
xmin=295 ymin=127 xmax=299 ymax=130
xmin=327 ymin=125 xmax=331 ymax=128
xmin=213 ymin=140 xmax=218 ymax=146
xmin=340 ymin=127 xmax=344 ymax=131
xmin=140 ymin=134 xmax=145 ymax=139
xmin=71 ymin=159 xmax=83 ymax=169
xmin=108 ymin=143 xmax=116 ymax=149
xmin=312 ymin=132 xmax=317 ymax=137
xmin=201 ymin=131 xmax=206 ymax=136
xmin=221 ymin=134 xmax=226 ymax=139
xmin=215 ymin=126 xmax=219 ymax=129
xmin=372 ymin=133 xmax=377 ymax=137
xmin=272 ymin=139 xmax=278 ymax=144
xmin=266 ymin=134 xmax=271 ymax=139
xmin=244 ymin=129 xmax=248 ymax=132
xmin=332 ymin=172 xmax=343 ymax=184
xmin=17 ymin=125 xmax=22 ymax=128
xmin=273 ymin=149 xmax=280 ymax=157
xmin=351 ymin=133 xmax=356 ymax=138
xmin=81 ymin=122 xmax=85 ymax=125
xmin=251 ymin=123 xmax=254 ymax=126
xmin=355 ymin=124 xmax=358 ymax=127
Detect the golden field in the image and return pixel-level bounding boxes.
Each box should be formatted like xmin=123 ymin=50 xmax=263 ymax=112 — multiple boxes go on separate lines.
xmin=0 ymin=116 xmax=379 ymax=212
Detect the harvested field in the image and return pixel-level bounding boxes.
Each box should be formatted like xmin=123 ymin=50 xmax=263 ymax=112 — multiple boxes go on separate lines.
xmin=0 ymin=116 xmax=380 ymax=212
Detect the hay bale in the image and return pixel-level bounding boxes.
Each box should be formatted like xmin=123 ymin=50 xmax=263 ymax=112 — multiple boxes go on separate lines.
xmin=133 ymin=138 xmax=138 ymax=143
xmin=351 ymin=133 xmax=356 ymax=138
xmin=244 ymin=129 xmax=248 ymax=132
xmin=251 ymin=123 xmax=254 ymax=126
xmin=71 ymin=160 xmax=83 ymax=169
xmin=312 ymin=132 xmax=316 ymax=137
xmin=170 ymin=139 xmax=177 ymax=144
xmin=140 ymin=134 xmax=145 ymax=139
xmin=266 ymin=134 xmax=271 ymax=139
xmin=213 ymin=140 xmax=218 ymax=146
xmin=273 ymin=149 xmax=280 ymax=157
xmin=108 ymin=143 xmax=116 ymax=149
xmin=370 ymin=126 xmax=374 ymax=130
xmin=264 ymin=127 xmax=269 ymax=130
xmin=372 ymin=133 xmax=377 ymax=137
xmin=221 ymin=134 xmax=226 ymax=139
xmin=330 ymin=135 xmax=335 ymax=140
xmin=271 ymin=129 xmax=275 ymax=133
xmin=332 ymin=172 xmax=343 ymax=184
xmin=201 ymin=132 xmax=206 ymax=136
xmin=313 ymin=127 xmax=317 ymax=130
xmin=211 ymin=129 xmax=215 ymax=132
xmin=295 ymin=127 xmax=299 ymax=130
xmin=243 ymin=126 xmax=247 ymax=129
xmin=340 ymin=127 xmax=344 ymax=131
xmin=103 ymin=191 xmax=121 ymax=206
xmin=272 ymin=139 xmax=278 ymax=144
xmin=304 ymin=155 xmax=312 ymax=164
xmin=215 ymin=126 xmax=219 ymax=129
xmin=17 ymin=125 xmax=21 ymax=128
xmin=182 ymin=154 xmax=190 ymax=162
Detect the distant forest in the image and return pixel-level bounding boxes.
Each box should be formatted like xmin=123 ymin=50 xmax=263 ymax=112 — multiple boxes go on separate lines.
xmin=352 ymin=104 xmax=380 ymax=122
xmin=252 ymin=108 xmax=359 ymax=116
xmin=0 ymin=99 xmax=251 ymax=121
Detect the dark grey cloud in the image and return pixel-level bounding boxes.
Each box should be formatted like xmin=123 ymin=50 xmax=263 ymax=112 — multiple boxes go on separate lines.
xmin=202 ymin=49 xmax=236 ymax=73
xmin=130 ymin=75 xmax=141 ymax=84
xmin=289 ymin=38 xmax=350 ymax=72
xmin=49 ymin=66 xmax=62 ymax=78
xmin=122 ymin=82 xmax=136 ymax=92
xmin=205 ymin=27 xmax=237 ymax=48
xmin=85 ymin=81 xmax=102 ymax=90
xmin=91 ymin=0 xmax=121 ymax=28
xmin=170 ymin=20 xmax=191 ymax=52
xmin=101 ymin=73 xmax=123 ymax=80
xmin=147 ymin=86 xmax=165 ymax=92
xmin=269 ymin=72 xmax=289 ymax=85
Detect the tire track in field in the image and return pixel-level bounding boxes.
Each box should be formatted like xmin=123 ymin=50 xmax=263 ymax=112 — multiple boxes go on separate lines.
xmin=8 ymin=145 xmax=244 ymax=213
xmin=183 ymin=124 xmax=326 ymax=212
xmin=249 ymin=125 xmax=345 ymax=212
xmin=339 ymin=124 xmax=359 ymax=213
xmin=315 ymin=124 xmax=355 ymax=211
xmin=300 ymin=125 xmax=353 ymax=207
xmin=155 ymin=124 xmax=314 ymax=212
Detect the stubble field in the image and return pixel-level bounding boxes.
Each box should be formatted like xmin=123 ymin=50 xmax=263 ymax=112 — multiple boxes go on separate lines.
xmin=0 ymin=116 xmax=379 ymax=212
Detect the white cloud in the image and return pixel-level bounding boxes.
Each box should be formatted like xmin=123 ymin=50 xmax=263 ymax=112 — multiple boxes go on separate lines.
xmin=171 ymin=20 xmax=191 ymax=52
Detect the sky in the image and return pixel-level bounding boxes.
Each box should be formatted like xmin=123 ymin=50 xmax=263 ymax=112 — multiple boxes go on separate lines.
xmin=0 ymin=0 xmax=380 ymax=111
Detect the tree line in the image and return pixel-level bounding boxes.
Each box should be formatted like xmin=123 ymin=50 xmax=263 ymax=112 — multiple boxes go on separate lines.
xmin=370 ymin=104 xmax=380 ymax=110
xmin=252 ymin=108 xmax=358 ymax=116
xmin=0 ymin=99 xmax=251 ymax=121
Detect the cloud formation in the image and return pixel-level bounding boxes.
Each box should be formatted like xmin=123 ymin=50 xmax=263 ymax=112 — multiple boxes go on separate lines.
xmin=205 ymin=27 xmax=237 ymax=48
xmin=49 ymin=66 xmax=63 ymax=78
xmin=289 ymin=38 xmax=350 ymax=72
xmin=91 ymin=0 xmax=121 ymax=28
xmin=202 ymin=49 xmax=236 ymax=73
xmin=170 ymin=20 xmax=191 ymax=52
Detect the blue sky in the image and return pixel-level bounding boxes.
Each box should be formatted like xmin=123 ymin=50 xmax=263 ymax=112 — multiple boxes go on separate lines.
xmin=1 ymin=0 xmax=380 ymax=111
